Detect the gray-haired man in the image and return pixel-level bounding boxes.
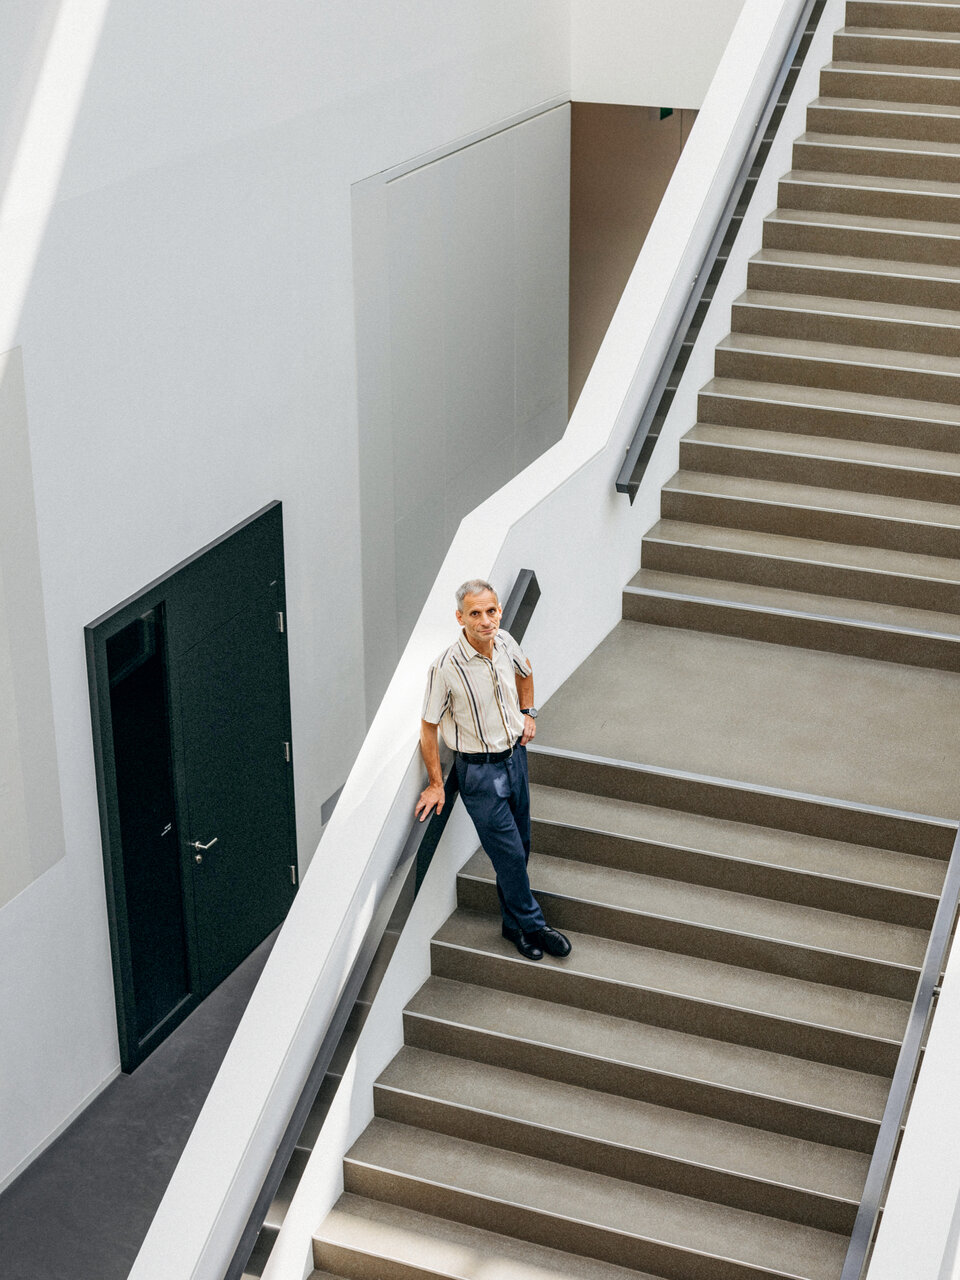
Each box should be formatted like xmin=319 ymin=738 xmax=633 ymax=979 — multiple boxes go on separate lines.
xmin=415 ymin=578 xmax=571 ymax=962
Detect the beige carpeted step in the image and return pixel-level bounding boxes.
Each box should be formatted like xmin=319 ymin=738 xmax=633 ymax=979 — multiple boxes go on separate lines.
xmin=822 ymin=58 xmax=960 ymax=105
xmin=836 ymin=25 xmax=960 ymax=69
xmin=780 ymin=166 xmax=960 ymax=223
xmin=808 ymin=94 xmax=960 ymax=141
xmin=342 ymin=1120 xmax=849 ymax=1280
xmin=374 ymin=1045 xmax=869 ymax=1232
xmin=847 ymin=2 xmax=960 ymax=34
xmin=730 ymin=287 xmax=960 ymax=354
xmin=748 ymin=245 xmax=960 ymax=309
xmin=764 ymin=204 xmax=960 ymax=265
xmin=795 ymin=128 xmax=960 ymax=181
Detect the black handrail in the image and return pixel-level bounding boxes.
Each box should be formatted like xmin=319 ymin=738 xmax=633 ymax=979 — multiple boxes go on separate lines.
xmin=615 ymin=0 xmax=824 ymax=501
xmin=840 ymin=828 xmax=960 ymax=1280
xmin=225 ymin=569 xmax=541 ymax=1280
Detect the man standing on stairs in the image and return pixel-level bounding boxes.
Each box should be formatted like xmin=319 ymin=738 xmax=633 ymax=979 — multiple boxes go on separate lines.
xmin=415 ymin=579 xmax=572 ymax=963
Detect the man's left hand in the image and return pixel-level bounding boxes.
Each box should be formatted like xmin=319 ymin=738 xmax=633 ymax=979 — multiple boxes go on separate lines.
xmin=520 ymin=714 xmax=536 ymax=747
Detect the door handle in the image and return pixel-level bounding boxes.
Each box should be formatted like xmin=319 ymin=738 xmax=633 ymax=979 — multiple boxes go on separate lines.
xmin=188 ymin=837 xmax=219 ymax=851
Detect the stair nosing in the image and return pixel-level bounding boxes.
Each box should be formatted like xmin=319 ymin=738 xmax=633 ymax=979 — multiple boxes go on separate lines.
xmin=683 ymin=427 xmax=960 ymax=477
xmin=734 ymin=287 xmax=960 ymax=325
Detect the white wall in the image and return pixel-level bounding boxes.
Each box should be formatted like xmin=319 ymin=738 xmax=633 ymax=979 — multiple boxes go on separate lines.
xmin=0 ymin=0 xmax=570 ymax=1189
xmin=571 ymin=0 xmax=747 ymax=107
xmin=353 ymin=104 xmax=570 ymax=715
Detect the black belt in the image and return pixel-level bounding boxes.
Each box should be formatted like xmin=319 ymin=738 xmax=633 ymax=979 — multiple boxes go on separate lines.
xmin=456 ymin=740 xmax=521 ymax=764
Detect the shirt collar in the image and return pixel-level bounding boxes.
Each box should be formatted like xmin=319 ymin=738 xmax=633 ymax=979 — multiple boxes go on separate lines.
xmin=457 ymin=629 xmax=501 ymax=662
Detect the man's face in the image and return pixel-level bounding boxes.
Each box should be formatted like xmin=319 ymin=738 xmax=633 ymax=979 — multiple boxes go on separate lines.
xmin=457 ymin=590 xmax=501 ymax=648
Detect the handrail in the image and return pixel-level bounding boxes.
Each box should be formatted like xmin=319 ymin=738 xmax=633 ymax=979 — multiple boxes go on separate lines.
xmin=225 ymin=570 xmax=542 ymax=1280
xmin=615 ymin=0 xmax=823 ymax=501
xmin=841 ymin=829 xmax=960 ymax=1280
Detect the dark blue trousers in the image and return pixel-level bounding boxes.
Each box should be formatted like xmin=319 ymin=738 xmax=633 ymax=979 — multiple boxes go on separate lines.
xmin=456 ymin=745 xmax=546 ymax=935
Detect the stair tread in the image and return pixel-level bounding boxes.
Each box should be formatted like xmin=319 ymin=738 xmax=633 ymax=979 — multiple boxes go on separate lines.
xmin=647 ymin=516 xmax=960 ymax=583
xmin=317 ymin=1192 xmax=662 ymax=1280
xmin=785 ymin=164 xmax=960 ymax=196
xmin=842 ymin=22 xmax=960 ymax=40
xmin=766 ymin=203 xmax=960 ymax=238
xmin=812 ymin=94 xmax=960 ymax=122
xmin=683 ymin=421 xmax=960 ymax=475
xmin=717 ymin=329 xmax=960 ymax=376
xmin=407 ymin=977 xmax=891 ymax=1119
xmin=435 ymin=906 xmax=911 ymax=1043
xmin=460 ymin=848 xmax=926 ymax=966
xmin=378 ymin=1045 xmax=871 ymax=1202
xmin=664 ymin=468 xmax=960 ymax=529
xmin=701 ymin=374 xmax=960 ymax=424
xmin=826 ymin=54 xmax=960 ymax=78
xmin=799 ymin=127 xmax=960 ymax=156
xmin=530 ymin=781 xmax=945 ymax=894
xmin=752 ymin=244 xmax=960 ymax=283
xmin=345 ymin=1119 xmax=849 ymax=1279
xmin=734 ymin=286 xmax=960 ymax=327
xmin=628 ymin=563 xmax=960 ymax=639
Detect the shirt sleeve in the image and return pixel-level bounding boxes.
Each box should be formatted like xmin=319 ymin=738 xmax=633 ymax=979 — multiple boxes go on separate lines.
xmin=422 ymin=659 xmax=451 ymax=723
xmin=499 ymin=629 xmax=531 ymax=676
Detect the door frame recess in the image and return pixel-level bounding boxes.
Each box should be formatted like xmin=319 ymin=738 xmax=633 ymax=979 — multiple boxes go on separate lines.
xmin=85 ymin=501 xmax=294 ymax=1071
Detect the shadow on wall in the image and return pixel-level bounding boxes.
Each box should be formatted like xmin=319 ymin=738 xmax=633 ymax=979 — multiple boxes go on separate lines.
xmin=569 ymin=102 xmax=698 ymax=414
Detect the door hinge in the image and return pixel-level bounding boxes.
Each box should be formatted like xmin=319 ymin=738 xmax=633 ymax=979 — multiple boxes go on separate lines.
xmin=276 ymin=611 xmax=285 ymax=633
xmin=283 ymin=741 xmax=291 ymax=762
xmin=290 ymin=864 xmax=297 ymax=886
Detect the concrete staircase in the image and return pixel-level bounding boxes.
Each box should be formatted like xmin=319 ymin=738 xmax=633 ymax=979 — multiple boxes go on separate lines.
xmin=310 ymin=3 xmax=960 ymax=1276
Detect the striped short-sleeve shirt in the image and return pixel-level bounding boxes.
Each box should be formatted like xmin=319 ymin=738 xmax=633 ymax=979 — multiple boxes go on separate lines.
xmin=422 ymin=629 xmax=531 ymax=753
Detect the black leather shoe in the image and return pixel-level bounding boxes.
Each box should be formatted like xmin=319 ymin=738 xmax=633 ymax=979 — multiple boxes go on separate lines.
xmin=530 ymin=926 xmax=572 ymax=957
xmin=501 ymin=924 xmax=543 ymax=961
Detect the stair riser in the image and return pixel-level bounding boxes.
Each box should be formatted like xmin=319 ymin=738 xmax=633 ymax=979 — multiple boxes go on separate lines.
xmin=714 ymin=343 xmax=960 ymax=406
xmin=372 ymin=1085 xmax=859 ymax=1235
xmin=835 ymin=31 xmax=960 ymax=67
xmin=808 ymin=103 xmax=960 ymax=142
xmin=432 ymin=939 xmax=901 ymax=1074
xmin=456 ymin=877 xmax=920 ymax=1000
xmin=661 ymin=487 xmax=960 ymax=559
xmin=795 ymin=137 xmax=960 ymax=184
xmin=847 ymin=1 xmax=960 ymax=31
xmin=342 ymin=1161 xmax=814 ymax=1280
xmin=624 ymin=586 xmax=960 ymax=678
xmin=698 ymin=387 xmax=960 ymax=451
xmin=731 ymin=299 xmax=958 ymax=356
xmin=780 ymin=174 xmax=960 ymax=225
xmin=534 ymin=816 xmax=937 ymax=927
xmin=403 ymin=1012 xmax=882 ymax=1151
xmin=764 ymin=213 xmax=960 ymax=267
xmin=526 ymin=749 xmax=952 ymax=857
xmin=314 ymin=1241 xmax=430 ymax=1280
xmin=680 ymin=437 xmax=960 ymax=506
xmin=748 ymin=256 xmax=960 ymax=310
xmin=821 ymin=65 xmax=960 ymax=106
xmin=643 ymin=532 xmax=960 ymax=628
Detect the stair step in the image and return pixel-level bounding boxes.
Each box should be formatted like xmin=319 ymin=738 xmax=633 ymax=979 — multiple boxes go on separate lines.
xmin=643 ymin=514 xmax=960 ymax=615
xmin=531 ymin=778 xmax=945 ymax=904
xmin=836 ymin=26 xmax=960 ymax=68
xmin=456 ymin=848 xmax=925 ymax=998
xmin=714 ymin=331 xmax=960 ymax=405
xmin=679 ymin=421 xmax=960 ymax=503
xmin=821 ymin=58 xmax=960 ymax=106
xmin=661 ymin=468 xmax=960 ymax=558
xmin=625 ymin=562 xmax=960 ymax=673
xmin=795 ymin=129 xmax=960 ymax=182
xmin=317 ymin=1192 xmax=670 ymax=1280
xmin=698 ymin=375 xmax=960 ymax=449
xmin=730 ymin=287 xmax=960 ymax=355
xmin=780 ymin=166 xmax=960 ymax=223
xmin=747 ymin=247 xmax=960 ymax=313
xmin=764 ymin=204 xmax=960 ymax=266
xmin=808 ymin=94 xmax=960 ymax=141
xmin=343 ymin=1119 xmax=849 ymax=1280
xmin=431 ymin=907 xmax=909 ymax=1072
xmin=374 ymin=1045 xmax=870 ymax=1233
xmin=847 ymin=2 xmax=960 ymax=34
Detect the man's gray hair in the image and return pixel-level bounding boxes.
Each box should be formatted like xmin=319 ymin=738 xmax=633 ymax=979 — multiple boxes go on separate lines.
xmin=456 ymin=578 xmax=498 ymax=610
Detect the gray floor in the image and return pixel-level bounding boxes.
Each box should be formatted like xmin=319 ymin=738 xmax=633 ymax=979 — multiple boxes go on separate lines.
xmin=0 ymin=931 xmax=276 ymax=1280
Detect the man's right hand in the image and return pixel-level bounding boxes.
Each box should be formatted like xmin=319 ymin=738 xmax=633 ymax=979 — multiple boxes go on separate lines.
xmin=415 ymin=783 xmax=445 ymax=823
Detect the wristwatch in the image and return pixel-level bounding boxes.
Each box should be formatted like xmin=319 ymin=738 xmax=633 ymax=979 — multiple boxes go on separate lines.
xmin=521 ymin=707 xmax=538 ymax=719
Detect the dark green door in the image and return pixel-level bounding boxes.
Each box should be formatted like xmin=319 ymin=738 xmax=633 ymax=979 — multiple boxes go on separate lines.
xmin=177 ymin=584 xmax=295 ymax=990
